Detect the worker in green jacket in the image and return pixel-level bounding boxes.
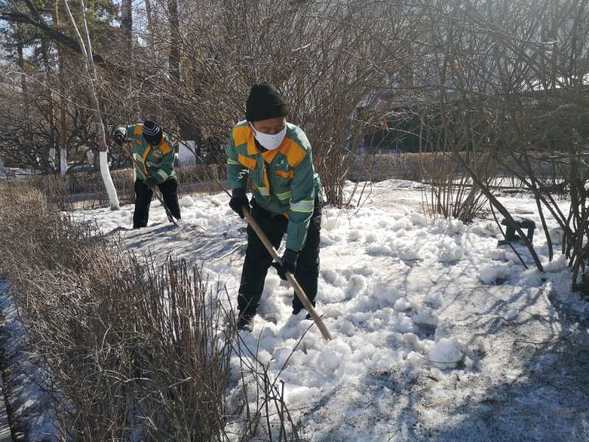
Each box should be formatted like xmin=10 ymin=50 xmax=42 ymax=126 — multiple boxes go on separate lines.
xmin=113 ymin=120 xmax=181 ymax=228
xmin=226 ymin=84 xmax=322 ymax=330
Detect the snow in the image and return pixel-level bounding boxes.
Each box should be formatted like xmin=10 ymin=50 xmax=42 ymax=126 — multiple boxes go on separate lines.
xmin=0 ymin=281 xmax=59 ymax=440
xmin=65 ymin=179 xmax=589 ymax=440
xmin=428 ymin=338 xmax=464 ymax=369
xmin=179 ymin=194 xmax=195 ymax=207
xmin=479 ymin=262 xmax=512 ymax=284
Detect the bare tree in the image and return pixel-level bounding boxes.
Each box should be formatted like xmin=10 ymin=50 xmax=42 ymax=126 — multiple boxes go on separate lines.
xmin=63 ymin=0 xmax=119 ymax=209
xmin=406 ymin=0 xmax=589 ymax=284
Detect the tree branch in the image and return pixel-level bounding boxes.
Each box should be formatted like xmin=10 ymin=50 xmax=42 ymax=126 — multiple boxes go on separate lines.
xmin=0 ymin=9 xmax=111 ymax=69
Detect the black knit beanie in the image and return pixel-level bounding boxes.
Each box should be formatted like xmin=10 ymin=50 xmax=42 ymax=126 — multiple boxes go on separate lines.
xmin=246 ymin=84 xmax=288 ymax=122
xmin=143 ymin=120 xmax=162 ymax=145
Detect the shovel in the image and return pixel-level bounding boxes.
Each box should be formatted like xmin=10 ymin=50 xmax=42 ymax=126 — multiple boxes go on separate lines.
xmin=242 ymin=207 xmax=333 ymax=341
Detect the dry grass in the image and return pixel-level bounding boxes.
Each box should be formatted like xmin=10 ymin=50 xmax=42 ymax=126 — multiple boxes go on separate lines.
xmin=349 ymin=151 xmax=560 ymax=185
xmin=14 ymin=164 xmax=226 ymax=211
xmin=349 ymin=152 xmax=456 ymax=183
xmin=420 ymin=152 xmax=492 ymax=224
xmin=0 ymin=182 xmax=301 ymax=441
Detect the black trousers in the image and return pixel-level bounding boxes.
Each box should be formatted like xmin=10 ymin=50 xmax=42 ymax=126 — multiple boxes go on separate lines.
xmin=133 ymin=179 xmax=181 ymax=228
xmin=238 ymin=199 xmax=321 ymax=317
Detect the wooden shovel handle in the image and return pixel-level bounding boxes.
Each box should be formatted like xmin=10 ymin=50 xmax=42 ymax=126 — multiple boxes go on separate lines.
xmin=242 ymin=208 xmax=332 ymax=341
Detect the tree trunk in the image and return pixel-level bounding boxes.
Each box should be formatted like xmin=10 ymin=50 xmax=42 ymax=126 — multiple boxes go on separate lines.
xmin=60 ymin=147 xmax=68 ymax=175
xmin=15 ymin=24 xmax=36 ymax=168
xmin=167 ymin=0 xmax=201 ymax=141
xmin=121 ymin=0 xmax=133 ymax=52
xmin=49 ymin=148 xmax=57 ymax=170
xmin=168 ymin=0 xmax=180 ymax=85
xmin=54 ymin=0 xmax=69 ymax=176
xmin=144 ymin=0 xmax=155 ymax=36
xmin=40 ymin=38 xmax=63 ymax=176
xmin=64 ymin=0 xmax=119 ymax=210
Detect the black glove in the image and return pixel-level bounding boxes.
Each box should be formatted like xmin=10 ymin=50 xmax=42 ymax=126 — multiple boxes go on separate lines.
xmin=273 ymin=249 xmax=298 ymax=281
xmin=113 ymin=133 xmax=125 ymax=145
xmin=144 ymin=177 xmax=158 ymax=188
xmin=229 ymin=188 xmax=249 ymax=218
xmin=112 ymin=127 xmax=127 ymax=146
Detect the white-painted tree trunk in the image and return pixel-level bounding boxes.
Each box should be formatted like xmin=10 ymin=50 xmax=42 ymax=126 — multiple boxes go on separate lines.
xmin=178 ymin=140 xmax=196 ymax=166
xmin=98 ymin=151 xmax=118 ymax=207
xmin=64 ymin=0 xmax=119 ymax=209
xmin=60 ymin=147 xmax=67 ymax=176
xmin=48 ymin=148 xmax=56 ymax=171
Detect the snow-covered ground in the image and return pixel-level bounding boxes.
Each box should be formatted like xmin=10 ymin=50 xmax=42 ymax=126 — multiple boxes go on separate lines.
xmin=0 ymin=281 xmax=58 ymax=440
xmin=74 ymin=180 xmax=589 ymax=441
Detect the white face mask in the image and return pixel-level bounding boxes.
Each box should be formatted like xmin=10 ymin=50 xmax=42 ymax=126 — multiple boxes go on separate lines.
xmin=251 ymin=124 xmax=287 ymax=151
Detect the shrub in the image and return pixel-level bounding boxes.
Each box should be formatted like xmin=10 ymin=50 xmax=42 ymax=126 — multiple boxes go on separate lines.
xmin=0 ymin=182 xmax=299 ymax=440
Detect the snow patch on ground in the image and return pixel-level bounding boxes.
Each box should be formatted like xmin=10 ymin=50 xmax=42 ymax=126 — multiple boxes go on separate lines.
xmin=0 ymin=281 xmax=58 ymax=440
xmin=479 ymin=262 xmax=512 ymax=284
xmin=66 ymin=179 xmax=589 ymax=441
xmin=428 ymin=338 xmax=464 ymax=369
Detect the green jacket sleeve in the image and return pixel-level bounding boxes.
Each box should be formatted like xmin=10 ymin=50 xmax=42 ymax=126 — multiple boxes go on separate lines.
xmin=150 ymin=145 xmax=175 ymax=184
xmin=225 ymin=134 xmax=249 ymax=190
xmin=286 ymin=150 xmax=316 ymax=252
xmin=126 ymin=124 xmax=137 ymax=141
xmin=125 ymin=125 xmax=145 ymax=179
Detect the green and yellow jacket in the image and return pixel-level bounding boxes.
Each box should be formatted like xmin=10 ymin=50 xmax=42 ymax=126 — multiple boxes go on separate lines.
xmin=226 ymin=121 xmax=322 ymax=252
xmin=125 ymin=123 xmax=177 ymax=184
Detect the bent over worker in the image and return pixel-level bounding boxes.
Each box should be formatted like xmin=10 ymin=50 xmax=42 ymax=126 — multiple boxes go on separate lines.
xmin=226 ymin=84 xmax=322 ymax=330
xmin=113 ymin=120 xmax=181 ymax=228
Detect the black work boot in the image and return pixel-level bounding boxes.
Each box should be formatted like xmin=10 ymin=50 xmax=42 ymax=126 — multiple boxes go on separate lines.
xmin=237 ymin=312 xmax=255 ymax=331
xmin=292 ymin=304 xmax=313 ymax=320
